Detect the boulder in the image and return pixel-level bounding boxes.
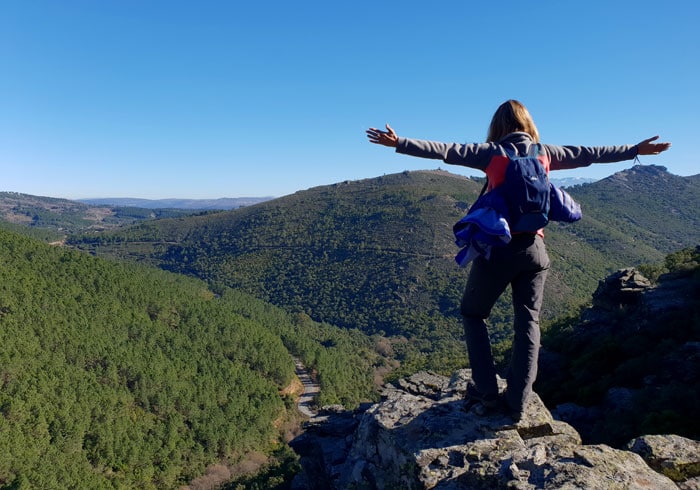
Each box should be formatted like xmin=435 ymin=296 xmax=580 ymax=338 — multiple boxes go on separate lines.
xmin=627 ymin=434 xmax=700 ymax=483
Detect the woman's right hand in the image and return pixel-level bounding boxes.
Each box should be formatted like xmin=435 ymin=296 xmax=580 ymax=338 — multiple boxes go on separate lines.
xmin=366 ymin=124 xmax=398 ymax=148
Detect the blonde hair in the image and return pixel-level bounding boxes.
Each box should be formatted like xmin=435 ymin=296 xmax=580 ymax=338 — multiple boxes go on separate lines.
xmin=486 ymin=100 xmax=540 ymax=143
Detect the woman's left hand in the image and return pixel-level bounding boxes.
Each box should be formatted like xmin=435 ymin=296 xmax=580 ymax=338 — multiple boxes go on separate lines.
xmin=637 ymin=135 xmax=671 ymax=155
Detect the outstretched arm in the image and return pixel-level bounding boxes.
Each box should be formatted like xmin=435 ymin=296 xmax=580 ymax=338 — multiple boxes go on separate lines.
xmin=544 ymin=135 xmax=672 ymax=170
xmin=366 ymin=124 xmax=493 ymax=170
xmin=366 ymin=124 xmax=398 ymax=148
xmin=637 ymin=136 xmax=671 ymax=155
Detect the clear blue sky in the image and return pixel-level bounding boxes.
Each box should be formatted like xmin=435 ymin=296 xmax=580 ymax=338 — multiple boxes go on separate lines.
xmin=1 ymin=1 xmax=697 ymax=199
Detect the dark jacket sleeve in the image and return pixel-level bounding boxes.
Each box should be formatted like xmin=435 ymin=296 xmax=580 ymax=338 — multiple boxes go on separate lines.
xmin=544 ymin=144 xmax=638 ymax=170
xmin=396 ymin=137 xmax=495 ymax=171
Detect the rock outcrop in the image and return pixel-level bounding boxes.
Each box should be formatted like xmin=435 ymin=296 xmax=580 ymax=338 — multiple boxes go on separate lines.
xmin=538 ymin=261 xmax=699 ymax=446
xmin=627 ymin=435 xmax=700 ymax=489
xmin=291 ymin=370 xmax=699 ymax=489
xmin=291 ymin=255 xmax=700 ymax=488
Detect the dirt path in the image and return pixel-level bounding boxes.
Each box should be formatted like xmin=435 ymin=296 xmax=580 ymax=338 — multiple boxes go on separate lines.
xmin=294 ymin=357 xmax=320 ymax=418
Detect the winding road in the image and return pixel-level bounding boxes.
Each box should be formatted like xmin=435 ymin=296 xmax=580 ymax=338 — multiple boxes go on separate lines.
xmin=294 ymin=358 xmax=320 ymax=418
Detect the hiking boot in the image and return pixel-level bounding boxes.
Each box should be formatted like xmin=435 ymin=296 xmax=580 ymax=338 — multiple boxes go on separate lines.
xmin=502 ymin=390 xmax=525 ymax=423
xmin=465 ymin=382 xmax=500 ymax=409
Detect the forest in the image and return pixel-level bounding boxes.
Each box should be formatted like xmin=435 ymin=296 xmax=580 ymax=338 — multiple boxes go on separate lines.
xmin=0 ymin=229 xmax=379 ymax=488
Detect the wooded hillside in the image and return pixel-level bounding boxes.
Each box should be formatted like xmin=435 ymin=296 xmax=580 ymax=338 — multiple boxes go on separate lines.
xmin=0 ymin=229 xmax=378 ymax=488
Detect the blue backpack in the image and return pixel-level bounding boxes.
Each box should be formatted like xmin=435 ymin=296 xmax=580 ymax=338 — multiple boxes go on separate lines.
xmin=453 ymin=144 xmax=582 ymax=265
xmin=500 ymin=144 xmax=550 ymax=232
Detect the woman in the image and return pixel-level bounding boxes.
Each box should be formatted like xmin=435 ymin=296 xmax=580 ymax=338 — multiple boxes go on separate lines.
xmin=366 ymin=99 xmax=671 ymax=420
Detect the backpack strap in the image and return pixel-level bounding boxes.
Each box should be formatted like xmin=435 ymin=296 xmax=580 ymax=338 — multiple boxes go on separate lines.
xmin=527 ymin=143 xmax=541 ymax=157
xmin=478 ymin=178 xmax=488 ymax=198
xmin=504 ymin=143 xmax=540 ymax=159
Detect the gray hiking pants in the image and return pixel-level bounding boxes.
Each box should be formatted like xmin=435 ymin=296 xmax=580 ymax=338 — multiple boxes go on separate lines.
xmin=460 ymin=234 xmax=550 ymax=415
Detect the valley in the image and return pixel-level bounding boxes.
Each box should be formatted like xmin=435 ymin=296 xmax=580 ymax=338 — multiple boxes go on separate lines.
xmin=0 ymin=165 xmax=697 ymax=488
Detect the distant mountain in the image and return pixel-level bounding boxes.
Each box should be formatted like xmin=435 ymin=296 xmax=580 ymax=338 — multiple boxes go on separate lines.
xmin=566 ymin=165 xmax=699 ymax=258
xmin=0 ymin=193 xmax=274 ymax=241
xmin=0 ymin=191 xmax=197 ymax=238
xmin=78 ymin=196 xmax=274 ymax=210
xmin=550 ymin=176 xmax=597 ymax=188
xmin=68 ymin=166 xmax=699 ymax=374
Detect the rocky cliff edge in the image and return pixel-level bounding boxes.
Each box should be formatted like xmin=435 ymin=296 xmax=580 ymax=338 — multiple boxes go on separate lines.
xmin=291 ymin=369 xmax=700 ymax=489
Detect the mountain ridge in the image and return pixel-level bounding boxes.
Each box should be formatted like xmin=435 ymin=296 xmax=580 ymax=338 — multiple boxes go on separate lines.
xmin=78 ymin=196 xmax=273 ymax=210
xmin=67 ymin=165 xmax=699 ymax=375
xmin=0 ymin=191 xmax=199 ymax=239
